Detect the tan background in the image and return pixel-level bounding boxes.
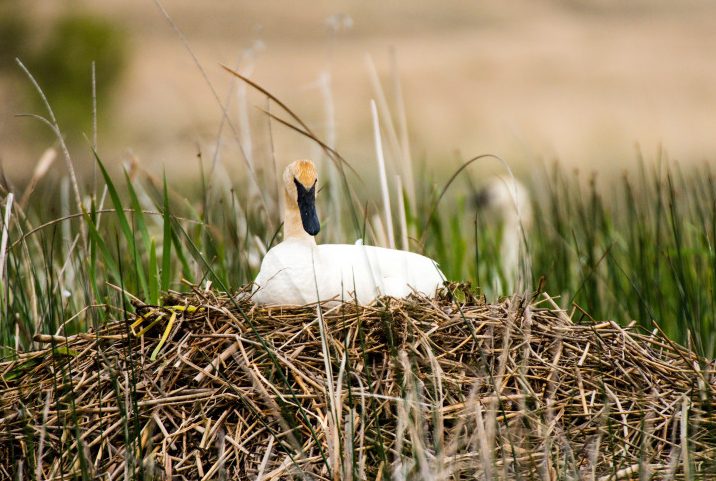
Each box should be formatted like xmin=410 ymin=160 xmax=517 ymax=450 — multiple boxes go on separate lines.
xmin=2 ymin=0 xmax=716 ymax=183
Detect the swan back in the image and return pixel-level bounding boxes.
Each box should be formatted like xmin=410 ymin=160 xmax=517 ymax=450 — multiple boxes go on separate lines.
xmin=253 ymin=241 xmax=445 ymax=306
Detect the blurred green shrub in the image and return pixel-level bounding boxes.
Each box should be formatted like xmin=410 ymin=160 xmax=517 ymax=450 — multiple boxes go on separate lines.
xmin=0 ymin=2 xmax=29 ymax=69
xmin=26 ymin=13 xmax=128 ymax=142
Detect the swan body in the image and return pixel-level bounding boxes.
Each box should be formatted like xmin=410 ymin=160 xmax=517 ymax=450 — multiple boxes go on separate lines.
xmin=252 ymin=160 xmax=445 ymax=306
xmin=253 ymin=239 xmax=444 ymax=305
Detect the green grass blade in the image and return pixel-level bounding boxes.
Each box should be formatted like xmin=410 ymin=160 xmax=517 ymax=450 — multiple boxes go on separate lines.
xmin=161 ymin=174 xmax=172 ymax=293
xmin=124 ymin=171 xmax=151 ymax=254
xmin=93 ymin=151 xmax=148 ymax=300
xmin=148 ymin=238 xmax=158 ymax=306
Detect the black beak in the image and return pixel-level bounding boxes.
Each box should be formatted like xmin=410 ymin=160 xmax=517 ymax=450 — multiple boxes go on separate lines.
xmin=294 ymin=178 xmax=320 ymax=236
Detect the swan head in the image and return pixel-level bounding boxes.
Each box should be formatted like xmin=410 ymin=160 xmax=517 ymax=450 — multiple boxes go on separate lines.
xmin=284 ymin=159 xmax=320 ymax=236
xmin=474 ymin=176 xmax=532 ymax=228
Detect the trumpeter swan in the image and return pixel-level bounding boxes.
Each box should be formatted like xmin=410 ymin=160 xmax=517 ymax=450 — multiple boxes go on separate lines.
xmin=252 ymin=160 xmax=445 ymax=305
xmin=474 ymin=176 xmax=532 ymax=293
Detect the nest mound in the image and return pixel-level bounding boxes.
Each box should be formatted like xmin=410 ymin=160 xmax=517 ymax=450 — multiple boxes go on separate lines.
xmin=1 ymin=285 xmax=715 ymax=480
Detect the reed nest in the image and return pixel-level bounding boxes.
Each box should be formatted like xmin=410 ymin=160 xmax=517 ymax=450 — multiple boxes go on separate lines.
xmin=1 ymin=284 xmax=715 ymax=480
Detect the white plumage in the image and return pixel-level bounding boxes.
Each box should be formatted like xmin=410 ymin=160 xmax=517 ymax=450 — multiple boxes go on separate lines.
xmin=252 ymin=160 xmax=445 ymax=306
xmin=253 ymin=240 xmax=444 ymax=305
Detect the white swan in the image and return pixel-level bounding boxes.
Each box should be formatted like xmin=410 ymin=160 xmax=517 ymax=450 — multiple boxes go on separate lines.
xmin=474 ymin=175 xmax=532 ymax=293
xmin=252 ymin=160 xmax=445 ymax=306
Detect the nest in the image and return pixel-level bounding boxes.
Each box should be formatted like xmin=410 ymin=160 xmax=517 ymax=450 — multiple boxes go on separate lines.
xmin=1 ymin=285 xmax=715 ymax=480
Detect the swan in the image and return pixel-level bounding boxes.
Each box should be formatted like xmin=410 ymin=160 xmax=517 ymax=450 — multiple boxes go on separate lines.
xmin=252 ymin=160 xmax=445 ymax=306
xmin=474 ymin=175 xmax=532 ymax=293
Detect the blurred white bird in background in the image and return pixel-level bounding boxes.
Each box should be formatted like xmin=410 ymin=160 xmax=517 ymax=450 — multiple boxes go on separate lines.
xmin=474 ymin=175 xmax=532 ymax=294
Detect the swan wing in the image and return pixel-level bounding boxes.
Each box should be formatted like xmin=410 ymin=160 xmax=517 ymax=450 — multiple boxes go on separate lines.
xmin=317 ymin=244 xmax=445 ymax=302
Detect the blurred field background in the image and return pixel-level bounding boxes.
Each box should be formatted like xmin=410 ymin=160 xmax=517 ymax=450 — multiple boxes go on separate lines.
xmin=2 ymin=0 xmax=716 ymax=183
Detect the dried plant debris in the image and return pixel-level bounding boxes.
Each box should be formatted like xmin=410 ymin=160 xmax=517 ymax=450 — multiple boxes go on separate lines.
xmin=1 ymin=284 xmax=715 ymax=480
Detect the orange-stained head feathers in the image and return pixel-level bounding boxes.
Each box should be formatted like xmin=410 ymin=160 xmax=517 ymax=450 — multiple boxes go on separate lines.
xmin=284 ymin=159 xmax=317 ymax=191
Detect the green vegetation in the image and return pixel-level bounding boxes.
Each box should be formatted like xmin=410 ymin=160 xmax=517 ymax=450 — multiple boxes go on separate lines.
xmin=0 ymin=3 xmax=29 ymax=67
xmin=28 ymin=14 xmax=128 ymax=142
xmin=2 ymin=132 xmax=716 ymax=359
xmin=0 ymin=8 xmax=128 ymax=144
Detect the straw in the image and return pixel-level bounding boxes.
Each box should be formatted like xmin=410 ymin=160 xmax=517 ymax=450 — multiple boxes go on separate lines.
xmin=1 ymin=284 xmax=714 ymax=479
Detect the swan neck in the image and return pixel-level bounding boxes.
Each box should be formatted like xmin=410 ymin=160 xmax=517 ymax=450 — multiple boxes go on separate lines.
xmin=284 ymin=192 xmax=316 ymax=242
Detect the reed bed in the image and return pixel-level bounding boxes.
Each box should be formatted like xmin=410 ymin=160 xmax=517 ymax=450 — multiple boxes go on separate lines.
xmin=1 ymin=284 xmax=714 ymax=480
